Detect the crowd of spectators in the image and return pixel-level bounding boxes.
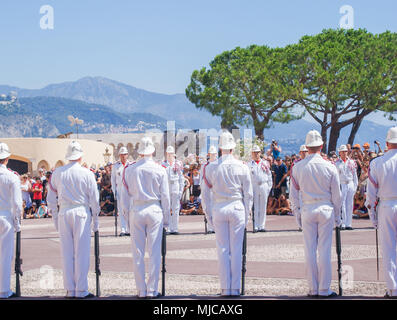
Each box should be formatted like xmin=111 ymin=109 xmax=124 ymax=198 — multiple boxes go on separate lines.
xmin=18 ymin=139 xmax=384 ymax=221
xmin=20 ymin=169 xmax=52 ymax=219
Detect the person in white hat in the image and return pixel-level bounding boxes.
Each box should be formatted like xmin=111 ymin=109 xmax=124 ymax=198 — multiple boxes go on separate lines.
xmin=246 ymin=144 xmax=272 ymax=232
xmin=201 ymin=131 xmax=253 ymax=296
xmin=161 ymin=145 xmax=184 ymax=235
xmin=111 ymin=146 xmax=132 ymax=236
xmin=47 ymin=141 xmax=100 ymax=299
xmin=120 ymin=137 xmax=170 ymax=299
xmin=0 ymin=143 xmax=22 ymax=299
xmin=200 ymin=145 xmax=219 ymax=234
xmin=366 ymin=127 xmax=397 ymax=298
xmin=290 ymin=130 xmax=342 ymax=298
xmin=334 ymin=145 xmax=358 ymax=230
xmin=299 ymin=145 xmax=308 ymax=160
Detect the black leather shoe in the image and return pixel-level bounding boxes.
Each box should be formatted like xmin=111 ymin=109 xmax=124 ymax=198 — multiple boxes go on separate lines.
xmin=125 ymin=233 xmax=131 ymax=236
xmin=384 ymin=292 xmax=397 ymax=299
xmin=147 ymin=293 xmax=162 ymax=299
xmin=345 ymin=227 xmax=354 ymax=230
xmin=259 ymin=229 xmax=266 ymax=232
xmin=318 ymin=291 xmax=338 ymax=298
xmin=307 ymin=294 xmax=318 ymax=298
xmin=77 ymin=293 xmax=95 ymax=299
xmin=119 ymin=232 xmax=126 ymax=237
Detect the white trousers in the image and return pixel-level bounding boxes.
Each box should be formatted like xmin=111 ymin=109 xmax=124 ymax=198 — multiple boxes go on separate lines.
xmin=341 ymin=182 xmax=355 ymax=228
xmin=130 ymin=202 xmax=163 ymax=297
xmin=213 ymin=200 xmax=245 ymax=294
xmin=117 ymin=195 xmax=129 ymax=233
xmin=58 ymin=207 xmax=92 ymax=298
xmin=0 ymin=216 xmax=14 ymax=298
xmin=253 ymin=185 xmax=270 ymax=230
xmin=379 ymin=201 xmax=397 ymax=296
xmin=302 ymin=203 xmax=334 ymax=296
xmin=169 ymin=194 xmax=180 ymax=233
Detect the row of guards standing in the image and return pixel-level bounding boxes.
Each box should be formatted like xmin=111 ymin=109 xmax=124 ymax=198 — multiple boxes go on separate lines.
xmin=1 ymin=126 xmax=397 ymax=298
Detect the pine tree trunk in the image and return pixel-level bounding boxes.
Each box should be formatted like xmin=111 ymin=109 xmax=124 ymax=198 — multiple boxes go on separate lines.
xmin=328 ymin=123 xmax=341 ymax=153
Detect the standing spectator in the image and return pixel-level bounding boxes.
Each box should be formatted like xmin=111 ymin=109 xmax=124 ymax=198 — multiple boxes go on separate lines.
xmin=270 ymin=140 xmax=282 ymax=159
xmin=32 ymin=177 xmax=43 ymax=207
xmin=189 ymin=164 xmax=201 ymax=198
xmin=272 ymin=157 xmax=288 ymax=199
xmin=20 ymin=174 xmax=32 ymax=213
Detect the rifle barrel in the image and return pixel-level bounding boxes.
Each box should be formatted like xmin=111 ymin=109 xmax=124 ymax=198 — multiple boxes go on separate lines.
xmin=335 ymin=227 xmax=343 ymax=296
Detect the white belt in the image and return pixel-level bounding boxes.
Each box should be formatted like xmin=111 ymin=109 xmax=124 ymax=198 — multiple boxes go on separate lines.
xmin=133 ymin=200 xmax=160 ymax=206
xmin=213 ymin=197 xmax=242 ymax=204
xmin=60 ymin=203 xmax=89 ymax=210
xmin=380 ymin=197 xmax=397 ymax=201
xmin=303 ymin=199 xmax=332 ymax=205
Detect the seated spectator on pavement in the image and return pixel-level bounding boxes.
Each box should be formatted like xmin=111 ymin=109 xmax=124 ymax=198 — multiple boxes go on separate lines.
xmin=35 ymin=201 xmax=50 ymax=218
xmin=353 ymin=194 xmax=369 ymax=219
xmin=275 ymin=194 xmax=292 ymax=216
xmin=181 ymin=195 xmax=202 ymax=215
xmin=100 ymin=187 xmax=115 ymax=216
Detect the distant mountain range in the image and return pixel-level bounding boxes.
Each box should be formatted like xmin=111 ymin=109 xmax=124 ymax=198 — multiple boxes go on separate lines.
xmin=0 ymin=76 xmax=221 ymax=130
xmin=0 ymin=96 xmax=168 ymax=137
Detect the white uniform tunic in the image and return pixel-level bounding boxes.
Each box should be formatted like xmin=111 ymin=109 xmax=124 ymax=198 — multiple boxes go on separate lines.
xmin=335 ymin=158 xmax=358 ymax=228
xmin=162 ymin=160 xmax=184 ymax=233
xmin=0 ymin=164 xmax=22 ymax=298
xmin=111 ymin=160 xmax=132 ymax=233
xmin=121 ymin=157 xmax=170 ymax=297
xmin=47 ymin=162 xmax=100 ymax=298
xmin=290 ymin=153 xmax=342 ymax=296
xmin=201 ymin=154 xmax=253 ymax=295
xmin=366 ymin=149 xmax=397 ymax=296
xmin=246 ymin=159 xmax=272 ymax=231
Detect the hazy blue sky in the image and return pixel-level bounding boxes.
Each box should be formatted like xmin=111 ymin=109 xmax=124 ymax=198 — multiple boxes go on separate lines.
xmin=0 ymin=0 xmax=395 ymax=97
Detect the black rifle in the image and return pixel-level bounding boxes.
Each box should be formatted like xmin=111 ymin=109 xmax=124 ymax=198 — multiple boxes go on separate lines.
xmin=15 ymin=231 xmax=23 ymax=297
xmin=204 ymin=215 xmax=208 ymax=234
xmin=335 ymin=226 xmax=343 ymax=296
xmin=241 ymin=228 xmax=247 ymax=296
xmin=114 ymin=199 xmax=118 ymax=237
xmin=252 ymin=211 xmax=256 ymax=233
xmin=94 ymin=231 xmax=101 ymax=297
xmin=376 ymin=228 xmax=379 ymax=281
xmin=161 ymin=227 xmax=167 ymax=296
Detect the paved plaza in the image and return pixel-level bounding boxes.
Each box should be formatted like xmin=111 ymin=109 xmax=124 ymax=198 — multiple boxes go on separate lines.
xmin=12 ymin=214 xmax=387 ymax=299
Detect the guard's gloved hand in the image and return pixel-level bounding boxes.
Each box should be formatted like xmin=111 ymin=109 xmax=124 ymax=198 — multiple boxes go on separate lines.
xmin=53 ymin=217 xmax=59 ymax=232
xmin=163 ymin=213 xmax=170 ymax=229
xmin=13 ymin=216 xmax=21 ymax=233
xmin=369 ymin=210 xmax=378 ymax=229
xmin=295 ymin=210 xmax=302 ymax=229
xmin=335 ymin=213 xmax=342 ymax=228
xmin=92 ymin=218 xmax=99 ymax=232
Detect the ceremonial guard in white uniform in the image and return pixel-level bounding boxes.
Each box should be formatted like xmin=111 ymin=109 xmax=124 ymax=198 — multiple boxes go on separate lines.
xmin=0 ymin=143 xmax=22 ymax=299
xmin=47 ymin=141 xmax=100 ymax=299
xmin=335 ymin=145 xmax=358 ymax=230
xmin=162 ymin=146 xmax=184 ymax=235
xmin=290 ymin=130 xmax=342 ymax=298
xmin=121 ymin=137 xmax=170 ymax=299
xmin=299 ymin=144 xmax=308 ymax=160
xmin=246 ymin=145 xmax=272 ymax=232
xmin=366 ymin=127 xmax=397 ymax=299
xmin=111 ymin=146 xmax=131 ymax=236
xmin=200 ymin=145 xmax=218 ymax=233
xmin=201 ymin=131 xmax=253 ymax=296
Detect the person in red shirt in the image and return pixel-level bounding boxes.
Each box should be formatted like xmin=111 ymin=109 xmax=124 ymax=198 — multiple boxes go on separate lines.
xmin=32 ymin=177 xmax=43 ymax=207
